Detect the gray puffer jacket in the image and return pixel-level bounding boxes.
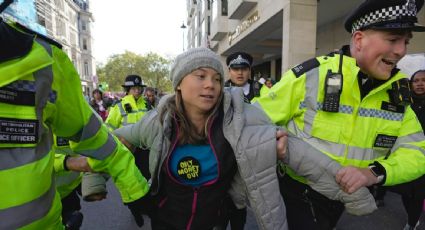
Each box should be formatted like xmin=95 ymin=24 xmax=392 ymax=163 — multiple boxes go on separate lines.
xmin=115 ymin=87 xmax=287 ymax=230
xmin=285 ymin=133 xmax=377 ymax=216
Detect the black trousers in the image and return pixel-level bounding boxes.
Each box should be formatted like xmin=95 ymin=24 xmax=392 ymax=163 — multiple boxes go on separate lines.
xmin=61 ymin=186 xmax=82 ymax=224
xmin=372 ymin=174 xmax=425 ymax=226
xmin=220 ymin=195 xmax=246 ymax=230
xmin=279 ymin=175 xmax=344 ymax=230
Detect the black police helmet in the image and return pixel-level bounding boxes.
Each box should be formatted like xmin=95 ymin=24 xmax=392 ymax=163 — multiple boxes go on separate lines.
xmin=344 ymin=0 xmax=425 ymax=33
xmin=226 ymin=52 xmax=253 ymax=68
xmin=122 ymin=74 xmax=146 ymax=88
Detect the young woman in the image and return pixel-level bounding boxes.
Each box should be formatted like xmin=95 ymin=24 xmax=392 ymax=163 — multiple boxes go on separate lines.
xmin=114 ymin=47 xmax=287 ymax=230
xmin=90 ymin=89 xmax=109 ymax=121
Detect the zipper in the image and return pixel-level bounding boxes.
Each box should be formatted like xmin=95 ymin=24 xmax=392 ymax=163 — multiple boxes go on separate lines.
xmin=186 ymin=188 xmax=199 ymax=230
xmin=303 ymin=189 xmax=317 ymax=223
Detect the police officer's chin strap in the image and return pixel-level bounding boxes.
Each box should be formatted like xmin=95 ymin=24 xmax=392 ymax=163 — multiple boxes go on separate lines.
xmin=0 ymin=0 xmax=13 ymax=14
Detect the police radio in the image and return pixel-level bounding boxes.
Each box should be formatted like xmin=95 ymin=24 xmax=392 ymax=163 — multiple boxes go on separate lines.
xmin=387 ymin=78 xmax=412 ymax=106
xmin=323 ymin=52 xmax=343 ymax=112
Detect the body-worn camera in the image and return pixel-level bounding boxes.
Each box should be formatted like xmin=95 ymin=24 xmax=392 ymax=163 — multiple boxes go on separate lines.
xmin=124 ymin=103 xmax=133 ymax=113
xmin=387 ymin=78 xmax=412 ymax=106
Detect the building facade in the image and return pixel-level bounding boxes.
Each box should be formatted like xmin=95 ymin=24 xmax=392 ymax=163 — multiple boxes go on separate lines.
xmin=35 ymin=0 xmax=96 ymax=96
xmin=185 ymin=0 xmax=425 ymax=81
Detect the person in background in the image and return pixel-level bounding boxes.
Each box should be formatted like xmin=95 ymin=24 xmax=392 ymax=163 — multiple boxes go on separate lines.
xmin=255 ymin=0 xmax=425 ymax=229
xmin=144 ymin=86 xmax=159 ymax=110
xmin=90 ymin=89 xmax=109 ymax=121
xmin=0 ymin=0 xmax=150 ymax=228
xmin=265 ymin=79 xmax=274 ymax=89
xmin=399 ymin=69 xmax=425 ymax=230
xmin=114 ymin=47 xmax=288 ymax=230
xmin=411 ymin=70 xmax=425 ymax=129
xmin=105 ymin=74 xmax=149 ymax=129
xmin=225 ymin=51 xmax=261 ymax=103
xmin=222 ymin=51 xmax=260 ymax=229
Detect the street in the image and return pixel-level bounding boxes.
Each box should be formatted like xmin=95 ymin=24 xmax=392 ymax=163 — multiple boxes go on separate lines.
xmin=81 ymin=181 xmax=425 ymax=230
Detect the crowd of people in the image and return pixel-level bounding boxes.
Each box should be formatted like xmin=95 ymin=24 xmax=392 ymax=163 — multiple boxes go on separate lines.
xmin=1 ymin=0 xmax=425 ymax=230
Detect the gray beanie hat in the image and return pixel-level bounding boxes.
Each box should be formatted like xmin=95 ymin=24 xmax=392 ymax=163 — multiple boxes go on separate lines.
xmin=170 ymin=47 xmax=224 ymax=89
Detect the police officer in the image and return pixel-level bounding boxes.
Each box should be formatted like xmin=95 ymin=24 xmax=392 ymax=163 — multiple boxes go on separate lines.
xmin=83 ymin=74 xmax=151 ymax=224
xmin=144 ymin=86 xmax=158 ymax=110
xmin=255 ymin=0 xmax=425 ymax=229
xmin=0 ymin=1 xmax=150 ymax=229
xmin=105 ymin=74 xmax=149 ymax=129
xmin=83 ymin=74 xmax=148 ymax=200
xmin=225 ymin=51 xmax=261 ymax=103
xmin=53 ymin=135 xmax=84 ymax=230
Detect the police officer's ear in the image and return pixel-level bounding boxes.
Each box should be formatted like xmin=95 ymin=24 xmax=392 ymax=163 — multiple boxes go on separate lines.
xmin=352 ymin=30 xmax=365 ymax=52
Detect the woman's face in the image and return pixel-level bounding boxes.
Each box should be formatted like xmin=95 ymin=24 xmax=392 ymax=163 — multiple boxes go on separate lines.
xmin=129 ymin=86 xmax=143 ymax=99
xmin=412 ymin=71 xmax=425 ymax=95
xmin=93 ymin=91 xmax=102 ymax=100
xmin=178 ymin=67 xmax=222 ymax=116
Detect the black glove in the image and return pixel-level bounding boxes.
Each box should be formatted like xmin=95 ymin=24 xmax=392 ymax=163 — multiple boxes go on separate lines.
xmin=125 ymin=193 xmax=154 ymax=227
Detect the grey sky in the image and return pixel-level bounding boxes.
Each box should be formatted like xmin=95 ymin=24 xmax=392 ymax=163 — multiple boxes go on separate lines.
xmin=90 ymin=0 xmax=187 ymax=64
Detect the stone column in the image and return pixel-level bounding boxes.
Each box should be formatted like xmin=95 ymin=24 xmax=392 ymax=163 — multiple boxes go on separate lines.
xmin=282 ymin=0 xmax=317 ymax=72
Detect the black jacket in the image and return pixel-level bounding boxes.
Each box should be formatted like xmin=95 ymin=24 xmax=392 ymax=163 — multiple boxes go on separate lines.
xmin=224 ymin=79 xmax=260 ymax=103
xmin=155 ymin=111 xmax=237 ymax=230
xmin=411 ymin=94 xmax=425 ymax=132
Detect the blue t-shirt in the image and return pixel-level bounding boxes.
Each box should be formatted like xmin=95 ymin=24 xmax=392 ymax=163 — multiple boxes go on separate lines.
xmin=169 ymin=144 xmax=218 ymax=187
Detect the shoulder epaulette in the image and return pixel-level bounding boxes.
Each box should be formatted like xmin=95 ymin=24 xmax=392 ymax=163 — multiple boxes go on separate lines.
xmin=16 ymin=22 xmax=62 ymax=49
xmin=291 ymin=58 xmax=320 ymax=78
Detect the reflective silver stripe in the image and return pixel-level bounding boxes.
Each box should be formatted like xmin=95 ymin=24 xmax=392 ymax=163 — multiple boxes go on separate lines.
xmin=117 ymin=102 xmax=129 ymax=126
xmin=0 ymin=181 xmax=56 ymax=229
xmin=35 ymin=38 xmax=52 ymax=56
xmin=346 ymin=145 xmax=389 ymax=160
xmin=56 ymin=171 xmax=81 ymax=187
xmin=393 ymin=144 xmax=425 ymax=155
xmin=118 ymin=102 xmax=127 ymax=117
xmin=391 ymin=132 xmax=425 ymax=155
xmin=358 ymin=108 xmax=404 ymax=121
xmin=0 ymin=145 xmax=51 ymax=170
xmin=106 ymin=123 xmax=117 ymax=130
xmin=75 ymin=133 xmax=117 ymax=160
xmin=122 ymin=115 xmax=129 ymax=126
xmin=303 ymin=68 xmax=319 ymax=134
xmin=394 ymin=132 xmax=425 ymax=145
xmin=289 ymin=122 xmax=386 ymax=160
xmin=68 ymin=113 xmax=102 ymax=142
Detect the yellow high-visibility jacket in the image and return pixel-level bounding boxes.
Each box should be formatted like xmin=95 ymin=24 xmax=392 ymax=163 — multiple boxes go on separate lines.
xmin=105 ymin=94 xmax=148 ymax=130
xmin=0 ymin=21 xmax=148 ymax=229
xmin=53 ymin=136 xmax=82 ymax=199
xmin=255 ymin=51 xmax=425 ymax=186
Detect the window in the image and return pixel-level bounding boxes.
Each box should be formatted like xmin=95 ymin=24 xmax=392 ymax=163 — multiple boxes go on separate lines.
xmin=207 ymin=16 xmax=211 ymax=36
xmin=212 ymin=0 xmax=218 ymax=21
xmin=55 ymin=18 xmax=65 ymax=37
xmin=222 ymin=0 xmax=228 ymax=16
xmin=82 ymin=20 xmax=86 ymax=31
xmin=84 ymin=61 xmax=89 ymax=76
xmin=83 ymin=38 xmax=87 ymax=50
xmin=54 ymin=0 xmax=64 ymax=11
